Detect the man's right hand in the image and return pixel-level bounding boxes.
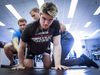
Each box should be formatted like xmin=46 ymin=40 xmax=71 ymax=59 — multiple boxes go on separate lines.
xmin=12 ymin=65 xmax=25 ymax=70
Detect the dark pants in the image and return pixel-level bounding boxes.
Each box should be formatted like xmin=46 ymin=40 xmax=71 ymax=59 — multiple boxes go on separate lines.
xmin=52 ymin=31 xmax=84 ymax=67
xmin=61 ymin=36 xmax=74 ymax=61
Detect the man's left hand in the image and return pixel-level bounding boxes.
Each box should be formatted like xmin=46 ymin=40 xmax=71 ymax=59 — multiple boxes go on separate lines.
xmin=54 ymin=65 xmax=69 ymax=70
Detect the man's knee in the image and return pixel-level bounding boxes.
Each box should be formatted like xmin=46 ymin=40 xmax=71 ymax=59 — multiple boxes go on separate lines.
xmin=4 ymin=43 xmax=15 ymax=52
xmin=42 ymin=55 xmax=51 ymax=68
xmin=44 ymin=64 xmax=51 ymax=68
xmin=4 ymin=43 xmax=12 ymax=49
xmin=24 ymin=59 xmax=33 ymax=68
xmin=4 ymin=44 xmax=10 ymax=51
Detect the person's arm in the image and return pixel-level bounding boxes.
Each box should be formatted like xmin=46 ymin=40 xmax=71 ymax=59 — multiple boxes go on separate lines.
xmin=59 ymin=21 xmax=66 ymax=33
xmin=53 ymin=35 xmax=69 ymax=70
xmin=18 ymin=39 xmax=27 ymax=66
xmin=13 ymin=38 xmax=19 ymax=52
xmin=12 ymin=39 xmax=27 ymax=70
xmin=53 ymin=35 xmax=61 ymax=67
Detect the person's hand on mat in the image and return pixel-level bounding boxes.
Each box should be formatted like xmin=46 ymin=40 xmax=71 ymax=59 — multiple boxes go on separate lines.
xmin=54 ymin=65 xmax=69 ymax=70
xmin=12 ymin=65 xmax=25 ymax=70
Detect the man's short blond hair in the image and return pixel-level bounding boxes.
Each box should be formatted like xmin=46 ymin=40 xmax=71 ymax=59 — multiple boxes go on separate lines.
xmin=18 ymin=18 xmax=27 ymax=25
xmin=40 ymin=2 xmax=58 ymax=18
xmin=29 ymin=7 xmax=40 ymax=14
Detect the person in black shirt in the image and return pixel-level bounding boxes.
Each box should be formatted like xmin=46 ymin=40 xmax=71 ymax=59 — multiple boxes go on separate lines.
xmin=29 ymin=7 xmax=74 ymax=67
xmin=12 ymin=2 xmax=68 ymax=70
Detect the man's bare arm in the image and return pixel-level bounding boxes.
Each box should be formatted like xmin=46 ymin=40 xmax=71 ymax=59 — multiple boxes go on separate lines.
xmin=53 ymin=35 xmax=61 ymax=66
xmin=53 ymin=35 xmax=69 ymax=70
xmin=18 ymin=39 xmax=27 ymax=66
xmin=12 ymin=39 xmax=27 ymax=70
xmin=13 ymin=38 xmax=19 ymax=52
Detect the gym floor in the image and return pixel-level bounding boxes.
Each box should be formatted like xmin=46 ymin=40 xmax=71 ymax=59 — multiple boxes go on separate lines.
xmin=0 ymin=60 xmax=100 ymax=75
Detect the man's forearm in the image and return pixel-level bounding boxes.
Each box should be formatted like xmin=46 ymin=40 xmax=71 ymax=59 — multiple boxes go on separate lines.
xmin=14 ymin=44 xmax=19 ymax=52
xmin=53 ymin=45 xmax=61 ymax=66
xmin=18 ymin=48 xmax=24 ymax=66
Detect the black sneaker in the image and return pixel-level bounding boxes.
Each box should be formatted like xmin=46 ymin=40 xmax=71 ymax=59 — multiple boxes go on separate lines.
xmin=80 ymin=54 xmax=99 ymax=68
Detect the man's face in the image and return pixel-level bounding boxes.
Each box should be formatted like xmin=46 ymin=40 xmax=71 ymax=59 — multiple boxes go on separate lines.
xmin=30 ymin=11 xmax=40 ymax=20
xmin=40 ymin=13 xmax=54 ymax=29
xmin=18 ymin=21 xmax=26 ymax=32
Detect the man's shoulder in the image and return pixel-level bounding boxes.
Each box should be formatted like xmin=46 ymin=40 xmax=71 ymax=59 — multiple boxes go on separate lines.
xmin=25 ymin=19 xmax=39 ymax=30
xmin=13 ymin=28 xmax=20 ymax=34
xmin=12 ymin=29 xmax=21 ymax=38
xmin=52 ymin=20 xmax=59 ymax=25
xmin=50 ymin=20 xmax=59 ymax=28
xmin=16 ymin=28 xmax=20 ymax=32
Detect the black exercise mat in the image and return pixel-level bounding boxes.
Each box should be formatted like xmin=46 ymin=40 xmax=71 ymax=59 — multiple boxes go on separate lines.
xmin=1 ymin=64 xmax=18 ymax=68
xmin=1 ymin=64 xmax=90 ymax=69
xmin=0 ymin=67 xmax=100 ymax=75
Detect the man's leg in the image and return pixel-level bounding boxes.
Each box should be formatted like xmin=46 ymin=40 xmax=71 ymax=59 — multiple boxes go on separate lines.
xmin=42 ymin=53 xmax=51 ymax=68
xmin=24 ymin=59 xmax=33 ymax=68
xmin=61 ymin=37 xmax=74 ymax=61
xmin=61 ymin=54 xmax=99 ymax=68
xmin=24 ymin=48 xmax=35 ymax=68
xmin=61 ymin=58 xmax=83 ymax=66
xmin=4 ymin=43 xmax=16 ymax=65
xmin=51 ymin=55 xmax=80 ymax=67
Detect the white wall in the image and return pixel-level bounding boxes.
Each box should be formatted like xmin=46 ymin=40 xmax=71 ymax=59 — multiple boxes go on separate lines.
xmin=0 ymin=37 xmax=11 ymax=43
xmin=0 ymin=37 xmax=12 ymax=46
xmin=85 ymin=39 xmax=99 ymax=50
xmin=0 ymin=37 xmax=11 ymax=65
xmin=0 ymin=48 xmax=10 ymax=65
xmin=80 ymin=40 xmax=87 ymax=55
xmin=82 ymin=39 xmax=100 ymax=59
xmin=72 ymin=38 xmax=99 ymax=58
xmin=99 ymin=38 xmax=100 ymax=44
